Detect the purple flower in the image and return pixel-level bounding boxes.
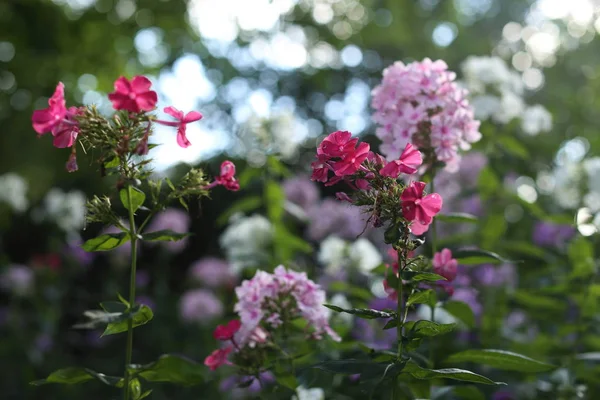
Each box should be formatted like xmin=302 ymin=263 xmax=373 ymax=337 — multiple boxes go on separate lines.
xmin=146 ymin=208 xmax=191 ymax=253
xmin=533 ymin=221 xmax=576 ymax=248
xmin=136 ymin=295 xmax=155 ymax=310
xmin=179 ymin=289 xmax=223 ymax=324
xmin=282 ymin=175 xmax=320 ymax=211
xmin=492 ymin=390 xmax=516 ymax=400
xmin=306 ymin=199 xmax=371 ymax=241
xmin=473 ymin=264 xmax=517 ymax=288
xmin=219 ymin=372 xmax=274 ymax=398
xmin=189 ymin=257 xmax=236 ymax=288
xmin=453 ymin=288 xmax=482 ymax=318
xmin=0 ymin=265 xmax=34 ymax=296
xmin=64 ymin=238 xmax=94 ymax=266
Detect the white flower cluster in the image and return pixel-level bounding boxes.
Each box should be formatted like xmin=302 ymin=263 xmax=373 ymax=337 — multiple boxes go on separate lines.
xmin=540 ymin=138 xmax=600 ymax=233
xmin=0 ymin=173 xmax=28 ymax=212
xmin=32 ymin=188 xmax=87 ymax=234
xmin=219 ymin=214 xmax=274 ymax=274
xmin=237 ymin=111 xmax=303 ymax=167
xmin=317 ymin=235 xmax=382 ymax=274
xmin=461 ymin=55 xmax=552 ymax=136
xmin=292 ymin=385 xmax=325 ymax=400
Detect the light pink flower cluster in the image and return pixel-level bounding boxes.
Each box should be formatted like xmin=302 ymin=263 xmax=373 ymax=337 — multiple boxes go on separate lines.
xmin=371 ymin=58 xmax=481 ymax=172
xmin=233 ymin=265 xmax=340 ymax=347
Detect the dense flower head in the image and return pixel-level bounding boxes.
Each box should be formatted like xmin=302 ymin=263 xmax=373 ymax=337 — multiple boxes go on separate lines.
xmin=189 ymin=257 xmax=236 ymax=288
xmin=180 ymin=289 xmax=224 ymax=323
xmin=311 ymin=131 xmax=370 ymax=184
xmin=108 ymin=76 xmax=158 ymax=113
xmin=371 ymin=58 xmax=481 ymax=172
xmin=215 ymin=161 xmax=240 ymax=191
xmin=233 ymin=265 xmax=340 ymax=347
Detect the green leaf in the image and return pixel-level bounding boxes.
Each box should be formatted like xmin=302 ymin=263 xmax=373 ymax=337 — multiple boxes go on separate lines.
xmin=102 ymin=305 xmax=154 ymax=336
xmin=403 ymin=361 xmax=504 ymax=385
xmin=323 ymin=304 xmax=396 ymax=319
xmin=265 ymin=180 xmax=285 ymax=222
xmin=274 ymin=374 xmax=297 ymax=390
xmin=266 ymin=156 xmax=291 ymax=177
xmin=138 ymin=390 xmax=153 ymax=399
xmin=82 ymin=233 xmax=130 ymax=252
xmin=407 ymin=290 xmax=435 ymax=307
xmin=100 ymin=301 xmax=127 ymax=313
xmin=216 ymin=196 xmax=263 ymax=226
xmin=478 ymin=167 xmax=500 ymax=197
xmin=436 ymin=213 xmax=478 ymax=224
xmin=445 ymin=349 xmax=555 ymax=373
xmin=497 ymin=135 xmax=530 ymax=159
xmin=131 ymin=354 xmax=205 ymax=385
xmin=120 ymin=187 xmax=146 ymax=213
xmin=142 ymin=230 xmax=192 ymax=242
xmin=30 ymin=368 xmax=122 ymax=387
xmin=129 ymin=378 xmax=142 ymax=400
xmin=312 ymin=359 xmax=401 ymax=379
xmin=443 ymin=301 xmax=476 ymax=328
xmin=453 ymin=249 xmax=518 ymax=265
xmin=513 ymin=290 xmax=567 ymax=311
xmin=568 ymin=236 xmax=596 ymax=279
xmin=104 ymin=157 xmax=120 ymax=169
xmin=408 ymin=320 xmax=456 ymax=338
xmin=403 ymin=271 xmax=447 ymax=282
xmin=383 ymin=319 xmax=398 ymax=330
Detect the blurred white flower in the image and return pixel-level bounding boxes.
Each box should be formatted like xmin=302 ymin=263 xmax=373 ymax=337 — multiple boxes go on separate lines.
xmin=492 ymin=90 xmax=524 ymax=124
xmin=36 ymin=188 xmax=87 ymax=233
xmin=348 ymin=238 xmax=382 ymax=272
xmin=0 ymin=173 xmax=28 ymax=212
xmin=317 ymin=235 xmax=348 ymax=273
xmin=219 ymin=214 xmax=274 ymax=273
xmin=521 ymin=105 xmax=552 ymax=136
xmin=328 ymin=293 xmax=353 ymax=326
xmin=292 ymin=385 xmax=325 ymax=400
xmin=471 ymin=95 xmax=501 ymax=120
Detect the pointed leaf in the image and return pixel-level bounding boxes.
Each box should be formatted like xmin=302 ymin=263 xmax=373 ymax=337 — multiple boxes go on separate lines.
xmin=323 ymin=304 xmax=396 ymax=319
xmin=30 ymin=367 xmax=122 ymax=386
xmin=82 ymin=233 xmax=130 ymax=252
xmin=131 ymin=354 xmax=204 ymax=385
xmin=453 ymin=249 xmax=519 ymax=265
xmin=436 ymin=213 xmax=478 ymax=224
xmin=403 ymin=361 xmax=504 ymax=385
xmin=445 ymin=349 xmax=555 ymax=373
xmin=404 ymin=272 xmax=447 ymax=282
xmin=443 ymin=301 xmax=476 ymax=328
xmin=102 ymin=305 xmax=154 ymax=336
xmin=312 ymin=359 xmax=400 ymax=379
xmin=409 ymin=320 xmax=456 ymax=338
xmin=407 ymin=290 xmax=435 ymax=307
xmin=120 ymin=187 xmax=146 ymax=213
xmin=142 ymin=230 xmax=192 ymax=242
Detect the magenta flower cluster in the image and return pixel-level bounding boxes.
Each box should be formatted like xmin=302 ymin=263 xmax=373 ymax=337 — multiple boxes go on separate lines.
xmin=233 ymin=265 xmax=340 ymax=347
xmin=371 ymin=58 xmax=482 ymax=172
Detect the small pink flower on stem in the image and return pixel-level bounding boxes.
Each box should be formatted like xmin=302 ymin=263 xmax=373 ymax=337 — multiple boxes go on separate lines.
xmin=333 ymin=142 xmax=370 ymax=177
xmin=213 ymin=320 xmax=242 ymax=341
xmin=204 ymin=347 xmax=233 ymax=370
xmin=108 ymin=76 xmax=158 ymax=113
xmin=32 ymin=82 xmax=67 ymax=135
xmin=379 ymin=143 xmax=423 ymax=178
xmin=400 ymin=181 xmax=442 ymax=225
xmin=66 ymin=150 xmax=78 ymax=173
xmin=432 ymin=248 xmax=458 ymax=282
xmin=214 ymin=160 xmax=240 ymax=191
xmin=156 ymin=106 xmax=203 ymax=148
xmin=52 ymin=106 xmax=81 ymax=148
xmin=318 ymin=130 xmax=358 ymax=157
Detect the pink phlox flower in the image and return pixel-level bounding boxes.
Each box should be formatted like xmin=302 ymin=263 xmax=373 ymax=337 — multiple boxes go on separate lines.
xmin=32 ymin=82 xmax=67 ymax=135
xmin=409 ymin=220 xmax=430 ymax=235
xmin=215 ymin=160 xmax=240 ymax=191
xmin=108 ymin=76 xmax=158 ymax=113
xmin=400 ymin=181 xmax=443 ymax=225
xmin=204 ymin=347 xmax=233 ymax=370
xmin=52 ymin=106 xmax=82 ymax=148
xmin=432 ymin=248 xmax=458 ymax=282
xmin=213 ymin=320 xmax=242 ymax=341
xmin=318 ymin=130 xmax=358 ymax=157
xmin=157 ymin=106 xmax=203 ymax=148
xmin=310 ymin=155 xmax=330 ymax=183
xmin=379 ymin=143 xmax=423 ymax=178
xmin=333 ymin=142 xmax=370 ymax=177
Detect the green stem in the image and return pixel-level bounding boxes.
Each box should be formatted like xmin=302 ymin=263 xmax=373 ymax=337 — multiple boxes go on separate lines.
xmin=123 ymin=185 xmax=139 ymax=400
xmin=429 ymin=169 xmax=438 ymax=367
xmin=396 ymin=250 xmax=405 ymax=360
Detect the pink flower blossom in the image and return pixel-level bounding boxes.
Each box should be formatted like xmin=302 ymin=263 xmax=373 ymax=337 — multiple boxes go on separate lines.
xmin=371 ymin=58 xmax=481 ymax=171
xmin=108 ymin=76 xmax=158 ymax=113
xmin=51 ymin=106 xmax=81 ymax=148
xmin=32 ymin=83 xmax=67 ymax=135
xmin=432 ymin=248 xmax=458 ymax=282
xmin=156 ymin=106 xmax=203 ymax=148
xmin=204 ymin=347 xmax=232 ymax=370
xmin=409 ymin=220 xmax=430 ymax=235
xmin=233 ymin=265 xmax=340 ymax=347
xmin=310 ymin=155 xmax=330 ymax=183
xmin=66 ymin=152 xmax=78 ymax=173
xmin=333 ymin=142 xmax=370 ymax=177
xmin=318 ymin=130 xmax=358 ymax=157
xmin=379 ymin=143 xmax=423 ymax=178
xmin=214 ymin=320 xmax=242 ymax=341
xmin=400 ymin=181 xmax=442 ymax=225
xmin=215 ymin=160 xmax=240 ymax=191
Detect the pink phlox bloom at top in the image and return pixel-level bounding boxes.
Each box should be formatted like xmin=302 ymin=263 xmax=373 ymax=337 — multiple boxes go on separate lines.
xmin=432 ymin=248 xmax=458 ymax=282
xmin=32 ymin=82 xmax=67 ymax=135
xmin=215 ymin=160 xmax=240 ymax=191
xmin=333 ymin=142 xmax=370 ymax=177
xmin=400 ymin=181 xmax=443 ymax=225
xmin=379 ymin=143 xmax=423 ymax=178
xmin=318 ymin=130 xmax=358 ymax=158
xmin=204 ymin=347 xmax=232 ymax=370
xmin=158 ymin=106 xmax=203 ymax=148
xmin=213 ymin=319 xmax=242 ymax=341
xmin=108 ymin=76 xmax=158 ymax=113
xmin=52 ymin=106 xmax=82 ymax=148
